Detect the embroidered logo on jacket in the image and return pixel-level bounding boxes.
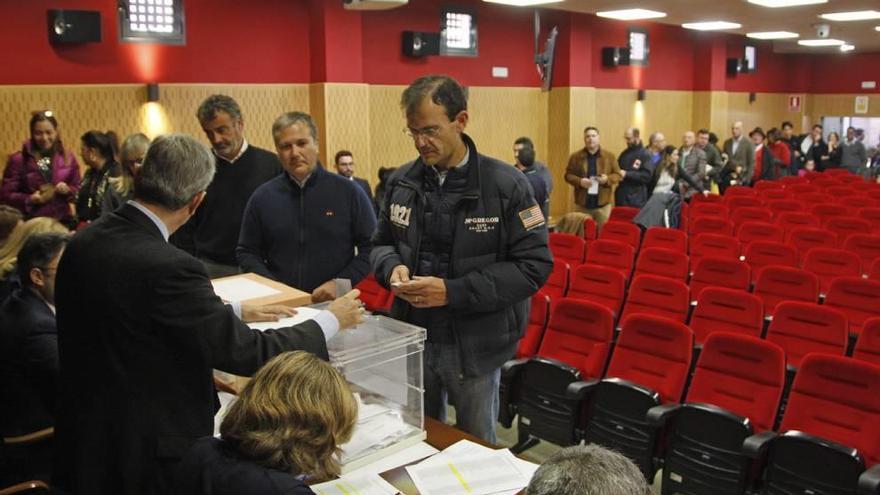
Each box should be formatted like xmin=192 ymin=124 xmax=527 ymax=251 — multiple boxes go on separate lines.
xmin=390 ymin=203 xmax=411 ymax=228
xmin=464 ymin=216 xmax=499 ymax=233
xmin=518 ymin=204 xmax=545 ymax=230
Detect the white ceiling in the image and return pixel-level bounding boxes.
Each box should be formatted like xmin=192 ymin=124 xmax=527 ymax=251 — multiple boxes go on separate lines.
xmin=547 ymin=0 xmax=880 ymax=53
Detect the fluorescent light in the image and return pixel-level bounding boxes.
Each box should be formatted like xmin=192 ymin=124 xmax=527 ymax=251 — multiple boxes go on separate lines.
xmin=748 ymin=0 xmax=827 ymax=7
xmin=596 ymin=9 xmax=667 ymax=21
xmin=747 ymin=31 xmax=800 ymax=39
xmin=875 ymin=26 xmax=880 ymax=31
xmin=840 ymin=44 xmax=855 ymax=52
xmin=482 ymin=0 xmax=563 ymax=5
xmin=820 ymin=10 xmax=880 ymax=21
xmin=682 ymin=21 xmax=742 ymax=31
xmin=797 ymin=38 xmax=845 ymax=46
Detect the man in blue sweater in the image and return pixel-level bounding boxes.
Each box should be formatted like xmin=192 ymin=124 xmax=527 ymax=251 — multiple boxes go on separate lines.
xmin=236 ymin=112 xmax=376 ymax=303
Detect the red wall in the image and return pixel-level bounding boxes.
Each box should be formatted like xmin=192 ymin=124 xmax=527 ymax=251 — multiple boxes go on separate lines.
xmin=807 ymin=53 xmax=880 ymax=94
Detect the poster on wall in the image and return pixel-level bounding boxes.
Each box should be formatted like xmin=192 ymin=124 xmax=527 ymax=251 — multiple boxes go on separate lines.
xmin=788 ymin=95 xmax=802 ymax=112
xmin=855 ymin=95 xmax=869 ymax=115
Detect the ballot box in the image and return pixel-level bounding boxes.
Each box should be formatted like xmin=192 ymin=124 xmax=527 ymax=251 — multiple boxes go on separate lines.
xmin=329 ymin=313 xmax=427 ymax=473
xmin=210 ymin=272 xmax=312 ymax=308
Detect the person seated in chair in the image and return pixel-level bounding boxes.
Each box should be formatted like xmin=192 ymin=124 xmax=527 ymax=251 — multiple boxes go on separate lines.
xmin=526 ymin=444 xmax=650 ymax=495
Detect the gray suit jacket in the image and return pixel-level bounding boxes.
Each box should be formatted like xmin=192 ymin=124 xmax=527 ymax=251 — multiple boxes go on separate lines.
xmin=679 ymin=146 xmax=708 ymax=196
xmin=723 ymin=137 xmax=756 ymax=184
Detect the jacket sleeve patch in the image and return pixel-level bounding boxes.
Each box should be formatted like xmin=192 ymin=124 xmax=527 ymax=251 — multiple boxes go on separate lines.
xmin=518 ymin=204 xmax=545 ymax=231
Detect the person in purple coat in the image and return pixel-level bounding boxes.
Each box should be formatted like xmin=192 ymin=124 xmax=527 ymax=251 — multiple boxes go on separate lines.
xmin=1 ymin=111 xmax=81 ymax=227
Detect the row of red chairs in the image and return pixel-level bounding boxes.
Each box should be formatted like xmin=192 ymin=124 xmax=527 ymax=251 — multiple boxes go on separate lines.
xmin=688 ymin=204 xmax=880 ymax=238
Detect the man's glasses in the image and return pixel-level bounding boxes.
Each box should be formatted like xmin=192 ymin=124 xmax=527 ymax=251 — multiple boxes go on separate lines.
xmin=403 ymin=126 xmax=442 ymax=140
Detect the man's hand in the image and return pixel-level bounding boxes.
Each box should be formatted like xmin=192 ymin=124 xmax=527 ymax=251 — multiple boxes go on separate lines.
xmin=597 ymin=174 xmax=609 ymax=185
xmin=620 ymin=170 xmax=627 ymax=179
xmin=735 ymin=165 xmax=743 ymax=174
xmin=241 ymin=304 xmax=297 ymax=323
xmin=579 ymin=177 xmax=592 ymax=189
xmin=633 ymin=159 xmax=641 ymax=170
xmin=311 ymin=280 xmax=336 ymax=303
xmin=395 ymin=276 xmax=447 ymax=308
xmin=55 ymin=182 xmax=70 ymax=195
xmin=327 ymin=289 xmax=364 ymax=329
xmin=389 ymin=265 xmax=411 ymax=290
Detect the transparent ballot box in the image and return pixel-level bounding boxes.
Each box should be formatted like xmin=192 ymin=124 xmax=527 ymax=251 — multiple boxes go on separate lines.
xmin=328 ymin=314 xmax=427 ymax=473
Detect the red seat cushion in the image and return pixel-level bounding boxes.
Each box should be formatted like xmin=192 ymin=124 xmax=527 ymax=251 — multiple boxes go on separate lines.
xmin=753 ymin=265 xmax=819 ymax=317
xmin=537 ymin=298 xmax=615 ymax=378
xmin=568 ymin=264 xmax=626 ymax=318
xmin=766 ymin=302 xmax=848 ymax=368
xmin=620 ymin=274 xmax=690 ymax=324
xmin=689 ymin=287 xmax=763 ymax=345
xmin=824 ymin=277 xmax=880 ymax=336
xmin=802 ymin=248 xmax=862 ymax=295
xmin=516 ymin=292 xmax=551 ymax=359
xmin=854 ymin=318 xmax=880 ymax=367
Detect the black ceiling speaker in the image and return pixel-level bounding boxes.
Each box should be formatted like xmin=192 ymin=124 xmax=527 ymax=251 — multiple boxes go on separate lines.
xmin=402 ymin=31 xmax=440 ymax=58
xmin=48 ymin=10 xmax=101 ymax=44
xmin=601 ymin=47 xmax=630 ymax=68
xmin=727 ymin=58 xmax=744 ymax=77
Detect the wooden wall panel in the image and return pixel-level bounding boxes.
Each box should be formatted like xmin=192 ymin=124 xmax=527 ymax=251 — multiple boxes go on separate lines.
xmin=317 ymin=83 xmax=372 ymax=183
xmin=727 ymin=92 xmax=800 ymax=136
xmin=367 ymin=85 xmax=413 ymax=178
xmin=807 ymin=94 xmax=880 ymax=119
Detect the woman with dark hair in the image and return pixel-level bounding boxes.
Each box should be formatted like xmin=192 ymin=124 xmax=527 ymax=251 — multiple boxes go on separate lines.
xmin=633 ymin=145 xmax=707 ymax=229
xmin=174 ymin=351 xmax=358 ymax=494
xmin=0 ymin=111 xmax=81 ymax=226
xmin=102 ymin=133 xmax=150 ymax=216
xmin=758 ymin=127 xmax=792 ymax=181
xmin=821 ymin=131 xmax=842 ymax=170
xmin=75 ymin=130 xmax=120 ymax=225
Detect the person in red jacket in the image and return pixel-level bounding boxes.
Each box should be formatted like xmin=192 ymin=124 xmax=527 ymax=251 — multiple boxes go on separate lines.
xmin=751 ymin=127 xmax=791 ymax=183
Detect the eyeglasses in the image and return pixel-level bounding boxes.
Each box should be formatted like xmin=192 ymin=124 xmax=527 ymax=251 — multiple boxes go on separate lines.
xmin=403 ymin=126 xmax=442 ymax=140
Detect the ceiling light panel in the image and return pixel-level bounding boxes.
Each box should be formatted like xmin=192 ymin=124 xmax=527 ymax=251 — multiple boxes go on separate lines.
xmin=748 ymin=0 xmax=827 ymax=7
xmin=482 ymin=0 xmax=564 ymax=6
xmin=596 ymin=9 xmax=667 ymax=21
xmin=819 ymin=10 xmax=880 ymax=22
xmin=682 ymin=21 xmax=742 ymax=31
xmin=797 ymin=38 xmax=845 ymax=46
xmin=747 ymin=31 xmax=800 ymax=39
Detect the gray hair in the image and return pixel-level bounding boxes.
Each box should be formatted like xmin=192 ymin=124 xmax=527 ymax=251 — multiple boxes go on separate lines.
xmin=197 ymin=94 xmax=243 ymax=124
xmin=272 ymin=111 xmax=319 ymax=144
xmin=119 ymin=133 xmax=151 ymax=164
xmin=526 ymin=444 xmax=650 ymax=495
xmin=134 ymin=134 xmax=215 ymax=211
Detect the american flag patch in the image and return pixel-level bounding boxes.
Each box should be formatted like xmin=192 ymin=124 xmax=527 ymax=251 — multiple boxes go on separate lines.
xmin=518 ymin=204 xmax=545 ymax=230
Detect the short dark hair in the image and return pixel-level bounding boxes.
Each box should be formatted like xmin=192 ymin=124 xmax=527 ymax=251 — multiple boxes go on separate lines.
xmin=197 ymin=94 xmax=243 ymax=124
xmin=697 ymin=129 xmax=710 ymax=136
xmin=518 ymin=146 xmax=535 ymax=168
xmin=781 ymin=121 xmax=794 ymax=129
xmin=334 ymin=150 xmax=353 ymax=165
xmin=515 ymin=137 xmax=535 ymax=149
xmin=708 ymin=132 xmax=719 ymax=145
xmin=81 ymin=130 xmax=120 ymax=161
xmin=750 ymin=127 xmax=766 ymax=139
xmin=0 ymin=206 xmax=23 ymax=241
xmin=16 ymin=232 xmax=69 ymax=287
xmin=29 ymin=110 xmax=64 ymax=153
xmin=628 ymin=128 xmax=641 ymax=138
xmin=584 ymin=126 xmax=599 ymax=134
xmin=812 ymin=124 xmax=824 ymax=131
xmin=401 ymin=75 xmax=468 ymax=121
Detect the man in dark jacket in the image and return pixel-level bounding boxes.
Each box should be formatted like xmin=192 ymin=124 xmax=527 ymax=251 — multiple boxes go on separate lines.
xmin=334 ymin=150 xmax=374 ymax=202
xmin=781 ymin=121 xmax=800 ymax=175
xmin=516 ymin=146 xmax=549 ymax=219
xmin=371 ymin=75 xmax=552 ymax=443
xmin=615 ymin=127 xmax=653 ymax=208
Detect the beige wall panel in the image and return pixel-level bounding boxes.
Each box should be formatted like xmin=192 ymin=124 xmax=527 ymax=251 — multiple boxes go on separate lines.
xmin=467 ymin=86 xmax=548 ymax=166
xmin=692 ymin=91 xmax=713 ymax=132
xmin=726 ymin=92 xmax=798 ymax=136
xmin=807 ymin=94 xmax=880 ymax=119
xmin=368 ymin=85 xmax=413 ymax=176
xmin=309 ymin=84 xmax=328 ymax=165
xmin=319 ymin=83 xmax=372 ymax=184
xmin=643 ymin=90 xmax=694 ymax=145
xmin=547 ymin=88 xmax=573 ymax=218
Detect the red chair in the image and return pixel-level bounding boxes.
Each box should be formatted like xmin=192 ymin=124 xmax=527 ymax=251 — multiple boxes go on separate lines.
xmin=802 ymin=247 xmax=862 ymax=295
xmin=824 ymin=217 xmax=872 ymax=246
xmin=568 ymin=264 xmax=626 ymax=318
xmin=598 ymin=220 xmax=641 ymax=252
xmin=549 ymin=232 xmax=586 ymax=267
xmin=634 ymin=247 xmax=689 ymax=282
xmin=689 ymin=202 xmax=730 ymax=222
xmin=583 ymin=216 xmax=598 ymax=242
xmin=742 ymin=240 xmax=798 ymax=284
xmin=608 ymin=206 xmax=639 ymax=224
xmin=691 ymin=216 xmax=735 ymax=238
xmin=730 ymin=207 xmax=773 ymax=229
xmin=691 ymin=192 xmax=724 ymax=204
xmin=755 ymin=181 xmax=784 ymax=192
xmin=873 ymin=258 xmax=880 ymax=281
xmin=869 ymin=190 xmax=880 ymax=202
xmin=810 ymin=203 xmax=850 ymax=226
xmin=533 ymin=298 xmax=614 ymax=378
xmin=689 ymin=287 xmax=763 ymax=345
xmin=724 ymin=185 xmax=757 ymax=198
xmin=767 ymin=199 xmax=802 ymax=218
xmin=725 ymin=196 xmax=764 ymax=213
xmin=583 ymin=239 xmax=635 ymax=283
xmin=542 ymin=260 xmax=570 ymax=300
xmin=843 ymin=234 xmax=880 ymax=273
xmin=766 ymin=302 xmax=848 ymax=368
xmin=642 ymin=227 xmax=687 ymax=253
xmin=689 ymin=233 xmax=741 ymax=273
xmin=515 ymin=292 xmax=551 ymax=359
xmin=736 ymin=221 xmax=785 ymax=246
xmin=797 ymin=192 xmax=835 ymax=209
xmin=837 ymin=174 xmax=866 ymax=184
xmin=824 ymin=168 xmax=852 ymax=177
xmin=620 ymin=274 xmax=690 ymax=325
xmin=779 ymin=175 xmax=807 ymax=187
xmin=853 ymin=318 xmax=880 ymax=367
xmin=753 ymin=265 xmax=819 ymax=318
xmin=689 ymin=256 xmax=751 ymax=301
xmin=826 ymin=185 xmax=855 ymax=198
xmin=356 ymin=274 xmax=394 ymax=313
xmin=787 ymin=183 xmax=819 ymax=194
xmin=812 ymin=177 xmax=842 ymax=188
xmin=858 ymin=207 xmax=880 ymax=232
xmin=776 ymin=212 xmax=820 ymax=237
xmin=824 ymin=277 xmax=880 ymax=336
xmin=838 ymin=196 xmax=880 ymax=211
xmin=787 ymin=227 xmax=838 ymax=265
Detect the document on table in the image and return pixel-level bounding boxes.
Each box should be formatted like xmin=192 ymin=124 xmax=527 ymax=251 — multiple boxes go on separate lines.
xmin=312 ymin=472 xmax=400 ymax=495
xmin=212 ymin=277 xmax=280 ymax=302
xmin=406 ymin=448 xmax=531 ymax=495
xmin=247 ymin=306 xmax=322 ymax=332
xmin=415 ymin=440 xmax=538 ymax=495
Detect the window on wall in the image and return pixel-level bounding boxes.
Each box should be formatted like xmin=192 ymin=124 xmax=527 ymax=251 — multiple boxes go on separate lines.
xmin=440 ymin=6 xmax=477 ymax=57
xmin=118 ymin=0 xmax=186 ymax=45
xmin=628 ymin=28 xmax=649 ymax=66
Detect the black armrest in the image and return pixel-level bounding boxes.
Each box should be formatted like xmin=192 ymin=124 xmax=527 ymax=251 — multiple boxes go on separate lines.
xmin=742 ymin=431 xmax=778 ymax=459
xmin=858 ymin=464 xmax=880 ymax=495
xmin=646 ymin=403 xmax=682 ymax=428
xmin=501 ymin=358 xmax=528 ymax=380
xmin=566 ymin=379 xmax=599 ymax=400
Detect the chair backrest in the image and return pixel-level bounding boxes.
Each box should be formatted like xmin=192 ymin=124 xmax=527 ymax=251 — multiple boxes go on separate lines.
xmin=724 ymin=185 xmax=758 ymax=198
xmin=599 ymin=220 xmax=642 ymax=252
xmin=691 ymin=192 xmax=724 ymax=204
xmin=787 ymin=227 xmax=839 ymax=265
xmin=838 ymin=196 xmax=880 ymax=211
xmin=634 ymin=247 xmax=689 ymax=282
xmin=872 ymin=258 xmax=880 ymax=281
xmin=853 ymin=318 xmax=880 ymax=367
xmin=823 ymin=169 xmax=852 ymax=177
xmin=355 ymin=273 xmax=394 ymax=313
xmin=766 ymin=199 xmax=802 ymax=217
xmin=583 ymin=216 xmax=598 ymax=241
xmin=743 ymin=240 xmax=798 ymax=283
xmin=725 ymin=196 xmax=765 ymax=214
xmin=787 ymin=183 xmax=819 ymax=194
xmin=516 ymin=292 xmax=551 ymax=359
xmin=780 ymin=353 xmax=880 ymax=467
xmin=689 ymin=287 xmax=764 ymax=345
xmin=755 ymin=181 xmax=784 ymax=192
xmin=542 ymin=260 xmax=571 ymax=300
xmin=606 ymin=314 xmax=693 ymax=403
xmin=642 ymin=227 xmax=687 ymax=253
xmin=810 ymin=203 xmax=850 ymax=225
xmin=691 ymin=216 xmax=735 ymax=237
xmin=797 ymin=192 xmax=835 ymax=209
xmin=737 ymin=221 xmax=785 ymax=246
xmin=766 ymin=301 xmax=848 ymax=368
xmin=608 ymin=206 xmax=640 ymax=224
xmin=537 ymin=298 xmax=615 ymax=378
xmin=688 ymin=333 xmax=786 ymax=432
xmin=826 ymin=186 xmax=855 ymax=198
xmin=731 ymin=207 xmax=773 ymax=228
xmin=690 ymin=202 xmax=730 ymax=222
xmin=843 ymin=234 xmax=880 ymax=273
xmin=776 ymin=212 xmax=820 ymax=237
xmin=824 ymin=277 xmax=880 ymax=336
xmin=825 ymin=217 xmax=873 ymax=246
xmin=620 ymin=274 xmax=690 ymax=324
xmin=857 ymin=207 xmax=880 ymax=232
xmin=802 ymin=247 xmax=862 ymax=295
xmin=689 ymin=256 xmax=751 ymax=301
xmin=568 ymin=264 xmax=626 ymax=317
xmin=549 ymin=232 xmax=586 ymax=267
xmin=584 ymin=239 xmax=635 ymax=283
xmin=753 ymin=265 xmax=819 ymax=318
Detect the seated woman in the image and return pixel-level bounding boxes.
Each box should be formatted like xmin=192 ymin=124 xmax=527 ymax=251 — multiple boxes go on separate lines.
xmin=75 ymin=130 xmax=119 ymax=225
xmin=634 ymin=145 xmax=707 ymax=230
xmin=0 ymin=217 xmax=68 ymax=301
xmin=174 ymin=351 xmax=358 ymax=495
xmin=102 ymin=133 xmax=150 ymax=216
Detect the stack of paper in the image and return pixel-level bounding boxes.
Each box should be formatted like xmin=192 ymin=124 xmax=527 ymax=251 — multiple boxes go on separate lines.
xmin=312 ymin=472 xmax=400 ymax=495
xmin=247 ymin=306 xmax=322 ymax=332
xmin=340 ymin=394 xmax=419 ymax=463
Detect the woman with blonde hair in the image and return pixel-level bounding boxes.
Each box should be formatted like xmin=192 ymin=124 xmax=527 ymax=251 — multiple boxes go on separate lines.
xmin=102 ymin=133 xmax=150 ymax=216
xmin=0 ymin=217 xmax=68 ymax=300
xmin=174 ymin=351 xmax=358 ymax=494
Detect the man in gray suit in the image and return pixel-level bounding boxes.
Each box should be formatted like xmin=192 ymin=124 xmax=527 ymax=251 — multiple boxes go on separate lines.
xmin=679 ymin=131 xmax=708 ymax=198
xmin=722 ymin=121 xmax=756 ymax=186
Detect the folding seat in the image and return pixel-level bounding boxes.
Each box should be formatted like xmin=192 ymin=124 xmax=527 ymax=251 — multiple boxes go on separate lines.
xmin=730 ymin=207 xmax=772 ymax=229
xmin=852 ymin=181 xmax=877 ymax=192
xmin=583 ymin=239 xmax=635 ymax=283
xmin=690 ymin=202 xmax=730 ymax=222
xmin=649 ymin=333 xmax=785 ymax=495
xmin=725 ymin=196 xmax=764 ymax=213
xmin=826 ymin=185 xmax=856 ymax=198
xmin=689 ymin=287 xmax=764 ymax=345
xmin=755 ymin=181 xmax=784 ymax=192
xmin=753 ymin=266 xmax=819 ymax=318
xmin=824 ymin=168 xmax=852 ymax=177
xmin=742 ymin=240 xmax=798 ymax=284
xmin=567 ymin=264 xmax=626 ymax=318
xmin=499 ymin=299 xmax=615 ymax=450
xmin=736 ymin=221 xmax=785 ymax=247
xmin=858 ymin=207 xmax=880 ymax=232
xmin=765 ymin=302 xmax=848 ymax=368
xmin=802 ymin=171 xmax=822 ymax=181
xmin=853 ymin=318 xmax=880 ymax=367
xmin=843 ymin=234 xmax=880 ymax=273
xmin=824 ymin=217 xmax=872 ymax=246
xmin=541 ymin=260 xmax=570 ymax=300
xmin=619 ymin=274 xmax=690 ymax=325
xmin=690 ymin=192 xmax=723 ymax=204
xmin=634 ymin=247 xmax=689 ymax=282
xmin=787 ymin=227 xmax=838 ymax=265
xmin=580 ymin=314 xmax=693 ymax=479
xmin=355 ymin=273 xmax=394 ymax=314
xmin=690 ymin=216 xmax=734 ymax=238
xmin=689 ymin=233 xmax=741 ymax=274
xmin=583 ymin=216 xmax=598 ymax=242
xmin=838 ymin=196 xmax=880 ymax=211
xmin=766 ymin=198 xmax=801 ymax=217
xmin=802 ymin=247 xmax=861 ymax=295
xmin=797 ymin=192 xmax=835 ymax=210
xmin=824 ymin=277 xmax=880 ymax=336
xmin=642 ymin=227 xmax=687 ymax=253
xmin=778 ymin=175 xmax=807 ymax=187
xmin=514 ymin=292 xmax=551 ymax=359
xmin=724 ymin=185 xmax=757 ymax=198
xmin=745 ymin=354 xmax=880 ymax=494
xmin=810 ymin=203 xmax=850 ymax=226
xmin=786 ymin=183 xmax=819 ymax=194
xmin=598 ymin=220 xmax=641 ymax=252
xmin=679 ymin=202 xmax=689 ymax=233
xmin=689 ymin=256 xmax=751 ymax=302
xmin=608 ymin=206 xmax=640 ymax=224
xmin=549 ymin=232 xmax=586 ymax=267
xmin=775 ymin=211 xmax=819 ymax=237
xmin=812 ymin=177 xmax=842 ymax=188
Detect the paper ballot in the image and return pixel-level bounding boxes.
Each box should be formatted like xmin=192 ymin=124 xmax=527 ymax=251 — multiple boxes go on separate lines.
xmin=312 ymin=473 xmax=400 ymax=495
xmin=406 ymin=448 xmax=530 ymax=495
xmin=340 ymin=394 xmax=417 ymax=463
xmin=587 ymin=176 xmax=599 ymax=195
xmin=414 ymin=440 xmax=538 ymax=495
xmin=247 ymin=307 xmax=322 ymax=332
xmin=212 ymin=277 xmax=280 ymax=302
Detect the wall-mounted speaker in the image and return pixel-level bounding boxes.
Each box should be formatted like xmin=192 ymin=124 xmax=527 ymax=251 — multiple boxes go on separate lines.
xmin=47 ymin=10 xmax=101 ymax=44
xmin=402 ymin=31 xmax=440 ymax=58
xmin=601 ymin=47 xmax=630 ymax=68
xmin=726 ymin=58 xmax=744 ymax=77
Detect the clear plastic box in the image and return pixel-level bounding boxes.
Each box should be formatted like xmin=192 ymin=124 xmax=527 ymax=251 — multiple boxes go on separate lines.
xmin=328 ymin=314 xmax=427 ymax=473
